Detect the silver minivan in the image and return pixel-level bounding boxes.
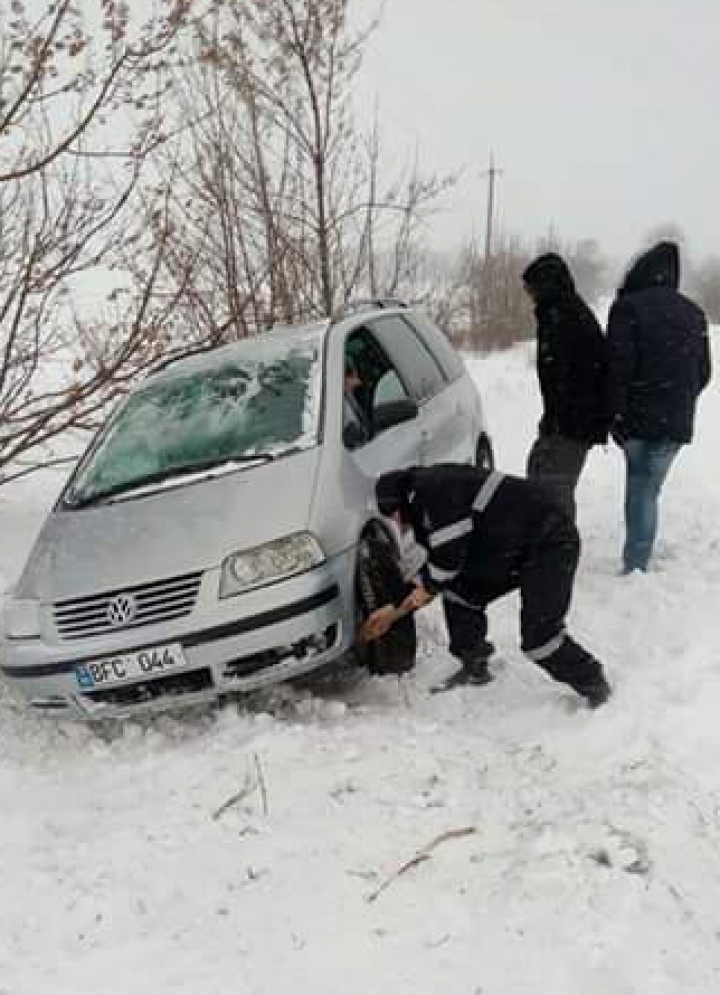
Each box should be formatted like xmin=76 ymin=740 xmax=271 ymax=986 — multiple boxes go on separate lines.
xmin=1 ymin=304 xmax=493 ymax=719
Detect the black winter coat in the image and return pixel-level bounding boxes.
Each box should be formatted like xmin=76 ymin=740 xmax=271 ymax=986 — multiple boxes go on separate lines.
xmin=607 ymin=242 xmax=711 ymax=443
xmin=523 ymin=254 xmax=608 ymax=444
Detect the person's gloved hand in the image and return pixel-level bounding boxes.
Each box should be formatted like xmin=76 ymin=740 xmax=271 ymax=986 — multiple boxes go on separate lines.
xmin=357 ymin=605 xmax=398 ymax=643
xmin=357 ymin=584 xmax=435 ymax=644
xmin=403 ymin=584 xmax=434 ymax=612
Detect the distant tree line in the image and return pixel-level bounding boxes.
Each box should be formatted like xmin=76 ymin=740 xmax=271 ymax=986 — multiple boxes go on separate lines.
xmin=417 ymin=224 xmax=720 ymax=353
xmin=401 ymin=235 xmax=609 ymax=353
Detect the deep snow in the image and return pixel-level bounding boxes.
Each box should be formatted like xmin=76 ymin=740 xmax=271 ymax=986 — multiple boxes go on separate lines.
xmin=1 ymin=339 xmax=719 ymax=995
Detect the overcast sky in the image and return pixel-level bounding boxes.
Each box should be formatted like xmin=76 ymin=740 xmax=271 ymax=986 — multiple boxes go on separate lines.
xmin=357 ymin=0 xmax=719 ymax=266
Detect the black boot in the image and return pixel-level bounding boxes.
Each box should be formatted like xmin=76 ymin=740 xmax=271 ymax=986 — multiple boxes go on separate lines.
xmin=431 ymin=645 xmax=496 ymax=694
xmin=579 ymin=676 xmax=612 ymax=709
xmin=461 ymin=657 xmax=495 ymax=685
xmin=536 ymin=637 xmax=611 ymax=710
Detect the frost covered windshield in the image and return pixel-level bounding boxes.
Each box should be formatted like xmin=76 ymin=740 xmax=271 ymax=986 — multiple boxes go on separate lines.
xmin=65 ymin=334 xmax=323 ymax=507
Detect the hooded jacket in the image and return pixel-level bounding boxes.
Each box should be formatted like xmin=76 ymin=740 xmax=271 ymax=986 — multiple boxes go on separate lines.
xmin=607 ymin=242 xmax=711 ymax=443
xmin=522 ymin=254 xmax=608 ymax=443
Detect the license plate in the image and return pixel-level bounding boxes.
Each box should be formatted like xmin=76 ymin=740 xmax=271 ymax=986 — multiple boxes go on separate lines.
xmin=75 ymin=643 xmax=186 ymax=691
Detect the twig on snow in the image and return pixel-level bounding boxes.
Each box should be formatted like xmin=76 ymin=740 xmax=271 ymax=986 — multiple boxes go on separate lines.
xmin=212 ymin=753 xmax=269 ymax=821
xmin=254 ymin=752 xmax=269 ymax=816
xmin=212 ymin=768 xmax=256 ymax=822
xmin=366 ymin=826 xmax=477 ymax=903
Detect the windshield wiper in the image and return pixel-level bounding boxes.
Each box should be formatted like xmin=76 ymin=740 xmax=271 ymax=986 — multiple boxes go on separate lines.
xmin=65 ymin=454 xmax=276 ymax=509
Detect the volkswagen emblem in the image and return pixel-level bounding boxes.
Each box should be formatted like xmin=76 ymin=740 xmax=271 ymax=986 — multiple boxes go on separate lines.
xmin=106 ymin=593 xmax=137 ymax=628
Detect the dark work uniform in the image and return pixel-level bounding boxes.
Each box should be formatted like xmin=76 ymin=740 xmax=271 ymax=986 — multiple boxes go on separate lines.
xmin=379 ymin=464 xmax=608 ymax=700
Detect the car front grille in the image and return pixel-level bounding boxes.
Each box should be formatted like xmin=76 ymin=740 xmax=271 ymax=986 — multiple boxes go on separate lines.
xmin=53 ymin=572 xmax=203 ymax=641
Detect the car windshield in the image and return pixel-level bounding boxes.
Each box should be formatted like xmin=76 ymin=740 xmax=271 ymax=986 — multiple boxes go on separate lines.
xmin=65 ymin=335 xmax=323 ymax=507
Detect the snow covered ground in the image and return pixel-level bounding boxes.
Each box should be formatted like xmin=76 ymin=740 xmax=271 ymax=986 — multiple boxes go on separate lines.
xmin=1 ymin=338 xmax=719 ymax=995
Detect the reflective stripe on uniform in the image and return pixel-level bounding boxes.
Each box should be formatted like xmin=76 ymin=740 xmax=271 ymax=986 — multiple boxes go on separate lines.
xmin=428 ymin=562 xmax=460 ymax=583
xmin=473 ymin=471 xmax=505 ymax=515
xmin=443 ymin=589 xmax=482 ymax=610
xmin=525 ymin=631 xmax=566 ymax=661
xmin=428 ymin=518 xmax=473 ymax=549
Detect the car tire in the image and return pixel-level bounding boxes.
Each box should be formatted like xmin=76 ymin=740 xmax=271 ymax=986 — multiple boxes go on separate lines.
xmin=353 ymin=529 xmax=417 ymax=676
xmin=476 ymin=434 xmax=494 ymax=471
xmin=288 ymin=655 xmax=367 ymax=695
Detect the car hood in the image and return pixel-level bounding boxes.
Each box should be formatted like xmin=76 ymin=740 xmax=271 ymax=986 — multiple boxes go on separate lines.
xmin=16 ymin=449 xmax=321 ymax=602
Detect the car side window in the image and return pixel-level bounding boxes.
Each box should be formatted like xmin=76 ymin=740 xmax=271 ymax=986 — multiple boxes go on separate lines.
xmin=368 ymin=315 xmax=448 ymax=403
xmin=404 ymin=311 xmax=464 ymax=381
xmin=375 ymin=369 xmax=407 ymax=405
xmin=343 ymin=329 xmax=412 ymax=449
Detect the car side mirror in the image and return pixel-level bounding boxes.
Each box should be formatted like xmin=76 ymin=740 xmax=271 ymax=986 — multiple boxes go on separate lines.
xmin=372 ymin=397 xmax=419 ymax=433
xmin=343 ymin=421 xmax=369 ymax=450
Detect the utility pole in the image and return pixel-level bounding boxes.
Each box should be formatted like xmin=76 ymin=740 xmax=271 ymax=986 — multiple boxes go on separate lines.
xmin=481 ymin=153 xmax=503 ymax=261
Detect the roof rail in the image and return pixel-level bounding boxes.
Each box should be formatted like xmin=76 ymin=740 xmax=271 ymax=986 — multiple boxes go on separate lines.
xmin=330 ymin=297 xmax=408 ymax=324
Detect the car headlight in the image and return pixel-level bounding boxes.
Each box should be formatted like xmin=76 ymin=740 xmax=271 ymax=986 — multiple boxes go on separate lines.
xmin=2 ymin=598 xmax=41 ymax=639
xmin=219 ymin=533 xmax=325 ymax=598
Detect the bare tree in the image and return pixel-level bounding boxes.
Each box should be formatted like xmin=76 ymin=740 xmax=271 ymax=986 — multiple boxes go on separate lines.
xmin=437 ymin=229 xmax=610 ymax=353
xmin=444 ymin=235 xmax=534 ymax=352
xmin=0 ymin=0 xmax=199 ymax=485
xmin=159 ymin=0 xmax=452 ymax=332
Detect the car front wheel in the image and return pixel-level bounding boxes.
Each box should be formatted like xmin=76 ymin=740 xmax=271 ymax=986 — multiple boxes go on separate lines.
xmin=353 ymin=529 xmax=417 ymax=676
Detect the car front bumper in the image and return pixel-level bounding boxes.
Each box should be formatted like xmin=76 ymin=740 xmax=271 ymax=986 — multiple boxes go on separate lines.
xmin=0 ymin=551 xmax=357 ymax=720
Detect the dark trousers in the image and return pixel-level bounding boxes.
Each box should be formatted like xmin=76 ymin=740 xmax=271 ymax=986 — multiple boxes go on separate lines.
xmin=442 ymin=515 xmax=604 ymax=694
xmin=526 ymin=434 xmax=590 ymax=522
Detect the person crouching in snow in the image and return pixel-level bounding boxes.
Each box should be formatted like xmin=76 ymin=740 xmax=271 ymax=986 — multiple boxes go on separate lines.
xmin=359 ymin=464 xmax=612 ymax=708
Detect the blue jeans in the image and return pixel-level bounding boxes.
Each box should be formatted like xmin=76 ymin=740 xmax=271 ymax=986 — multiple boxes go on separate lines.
xmin=622 ymin=439 xmax=681 ymax=572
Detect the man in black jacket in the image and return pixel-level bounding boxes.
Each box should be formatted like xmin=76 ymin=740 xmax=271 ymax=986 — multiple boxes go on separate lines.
xmin=360 ymin=464 xmax=612 ymax=708
xmin=522 ymin=253 xmax=608 ymax=521
xmin=607 ymin=242 xmax=711 ymax=572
